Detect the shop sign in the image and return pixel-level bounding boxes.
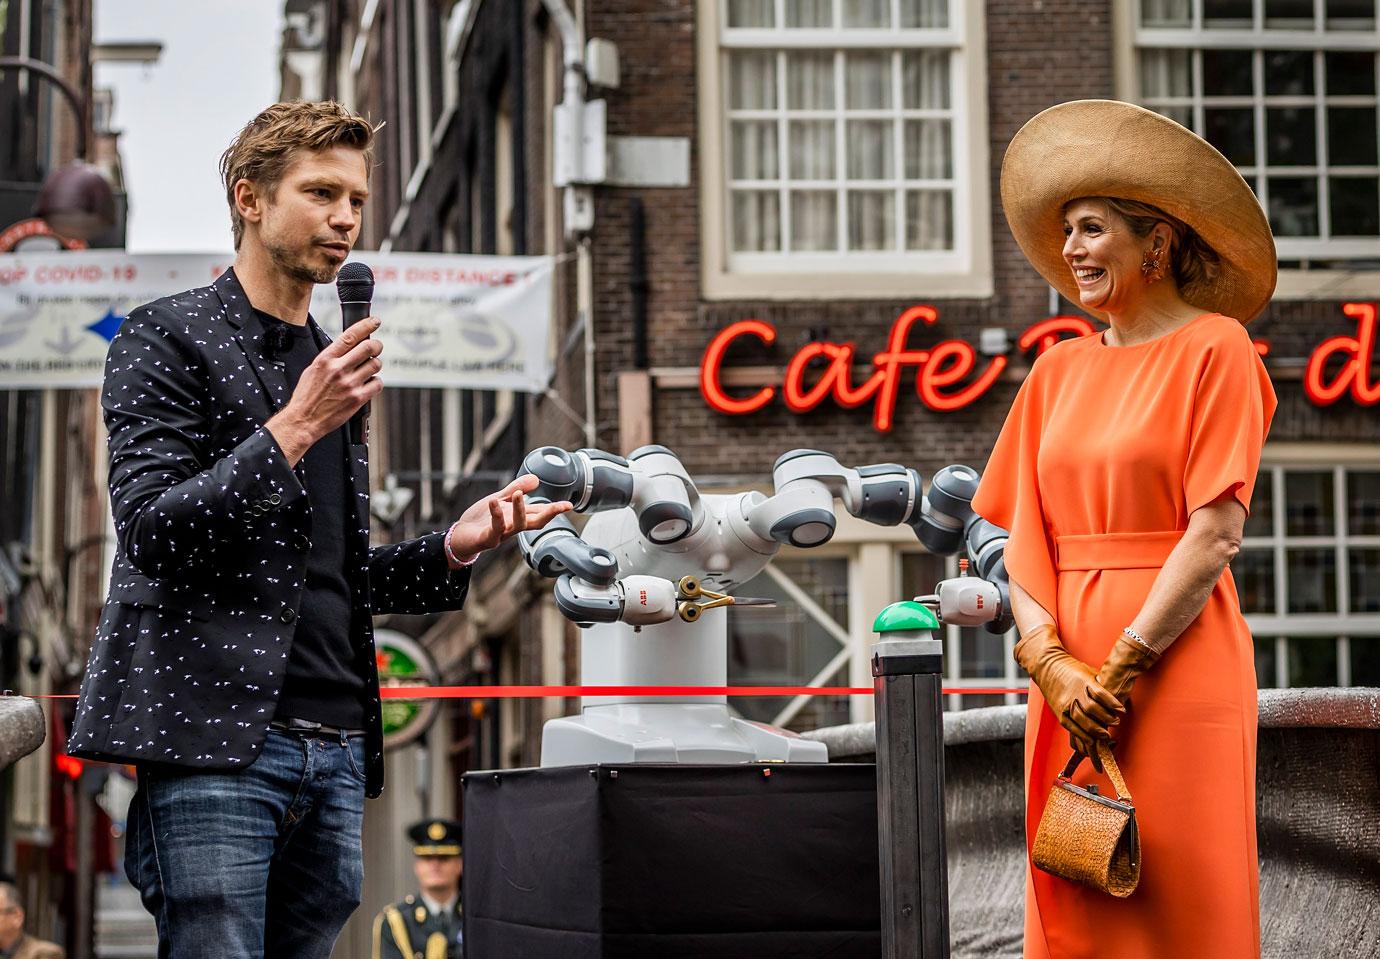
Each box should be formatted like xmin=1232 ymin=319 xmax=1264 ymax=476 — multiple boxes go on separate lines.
xmin=701 ymin=302 xmax=1379 ymax=429
xmin=375 ymin=629 xmax=442 ymax=750
xmin=1304 ymin=303 xmax=1378 ymax=407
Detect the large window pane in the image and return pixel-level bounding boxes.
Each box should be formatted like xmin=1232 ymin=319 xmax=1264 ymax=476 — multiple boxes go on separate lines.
xmin=785 ymin=0 xmax=832 ymax=28
xmin=727 ymin=0 xmax=775 ymax=28
xmin=1141 ymin=48 xmax=1192 ymax=99
xmin=1331 ymin=177 xmax=1380 ymax=237
xmin=1349 ymin=548 xmax=1380 ymax=613
xmin=1269 ymin=177 xmax=1320 ymax=236
xmin=847 ymin=120 xmax=893 ymax=179
xmin=904 ymin=119 xmax=953 ymax=178
xmin=1328 ymin=108 xmax=1378 ymax=167
xmin=1264 ymin=50 xmax=1315 ymax=96
xmin=1352 ymin=638 xmax=1380 ymax=686
xmin=846 ymin=53 xmax=893 ymax=108
xmin=1348 ymin=471 xmax=1380 ymax=534
xmin=842 ymin=0 xmax=891 ymax=28
xmin=901 ymin=551 xmax=945 ymax=598
xmin=1232 ymin=548 xmax=1277 ymax=614
xmin=1266 ymin=107 xmax=1318 ymax=166
xmin=1287 ymin=548 xmax=1338 ymax=613
xmin=789 ymin=120 xmax=837 ymax=179
xmin=732 ymin=191 xmax=781 ymax=251
xmin=1265 ymin=0 xmax=1316 ymax=29
xmin=729 ymin=52 xmax=778 ymax=109
xmin=1285 ymin=470 xmax=1336 ymax=535
xmin=1206 ymin=108 xmax=1257 ymax=165
xmin=1287 ymin=636 xmax=1339 ymax=686
xmin=1245 ymin=470 xmax=1273 ymax=538
xmin=848 ymin=190 xmax=894 ymax=250
xmin=1327 ymin=0 xmax=1377 ymax=29
xmin=906 ymin=190 xmax=953 ymax=250
xmin=731 ymin=120 xmax=779 ymax=179
xmin=1255 ymin=637 xmax=1280 ymax=688
xmin=1203 ymin=49 xmax=1255 ymax=97
xmin=900 ymin=0 xmax=949 ymax=28
xmin=1204 ymin=0 xmax=1254 ymax=28
xmin=1142 ymin=0 xmax=1192 ymax=27
xmin=1326 ymin=51 xmax=1377 ymax=95
xmin=787 ymin=52 xmax=834 ymax=109
xmin=903 ymin=50 xmax=950 ymax=108
xmin=790 ymin=191 xmax=838 ymax=250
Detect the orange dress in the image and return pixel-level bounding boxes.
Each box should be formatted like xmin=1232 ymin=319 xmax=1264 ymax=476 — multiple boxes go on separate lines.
xmin=972 ymin=312 xmax=1276 ymax=958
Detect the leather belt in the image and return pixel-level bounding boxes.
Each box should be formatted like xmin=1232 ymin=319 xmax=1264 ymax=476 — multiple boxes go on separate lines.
xmin=1054 ymin=531 xmax=1184 ymax=571
xmin=269 ymin=718 xmax=367 ymax=740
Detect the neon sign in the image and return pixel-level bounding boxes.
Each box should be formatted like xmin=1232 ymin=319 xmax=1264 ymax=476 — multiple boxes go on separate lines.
xmin=701 ymin=303 xmax=1378 ymax=430
xmin=1305 ymin=303 xmax=1378 ymax=406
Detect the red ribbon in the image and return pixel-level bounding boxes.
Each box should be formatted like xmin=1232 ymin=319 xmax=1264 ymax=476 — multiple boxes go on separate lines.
xmin=24 ymin=685 xmax=1030 ymax=701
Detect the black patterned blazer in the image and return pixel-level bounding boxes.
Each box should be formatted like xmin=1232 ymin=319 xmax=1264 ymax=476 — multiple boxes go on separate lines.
xmin=69 ymin=268 xmax=468 ymax=797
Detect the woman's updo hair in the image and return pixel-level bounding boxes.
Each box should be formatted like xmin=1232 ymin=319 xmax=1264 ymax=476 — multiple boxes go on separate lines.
xmin=1074 ymin=196 xmax=1221 ymax=290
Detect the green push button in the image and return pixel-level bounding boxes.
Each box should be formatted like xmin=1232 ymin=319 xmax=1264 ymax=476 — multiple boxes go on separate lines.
xmin=872 ymin=600 xmax=940 ymax=634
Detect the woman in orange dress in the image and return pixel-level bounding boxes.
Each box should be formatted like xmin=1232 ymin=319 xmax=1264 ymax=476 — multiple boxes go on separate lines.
xmin=973 ymin=101 xmax=1278 ymax=957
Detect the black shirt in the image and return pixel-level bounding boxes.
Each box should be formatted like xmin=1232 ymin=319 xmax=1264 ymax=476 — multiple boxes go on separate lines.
xmin=260 ymin=311 xmax=367 ymax=729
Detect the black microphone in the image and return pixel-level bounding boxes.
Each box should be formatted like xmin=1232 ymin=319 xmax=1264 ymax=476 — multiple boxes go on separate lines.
xmin=336 ymin=262 xmax=376 ymax=444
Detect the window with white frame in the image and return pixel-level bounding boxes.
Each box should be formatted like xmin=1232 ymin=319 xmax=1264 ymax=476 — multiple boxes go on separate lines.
xmin=1134 ymin=0 xmax=1380 ymax=266
xmin=1231 ymin=463 xmax=1380 ymax=687
xmin=711 ymin=0 xmax=983 ymax=283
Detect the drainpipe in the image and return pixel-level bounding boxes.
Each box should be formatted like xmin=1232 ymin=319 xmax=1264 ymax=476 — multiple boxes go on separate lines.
xmin=540 ymin=0 xmax=598 ymax=449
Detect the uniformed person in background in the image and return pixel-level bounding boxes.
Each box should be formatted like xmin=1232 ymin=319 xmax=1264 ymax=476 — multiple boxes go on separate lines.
xmin=372 ymin=819 xmax=464 ymax=959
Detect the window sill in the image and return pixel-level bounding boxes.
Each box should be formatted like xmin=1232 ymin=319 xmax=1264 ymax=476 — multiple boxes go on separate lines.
xmin=701 ymin=268 xmax=994 ymax=301
xmin=1274 ymin=269 xmax=1380 ymax=301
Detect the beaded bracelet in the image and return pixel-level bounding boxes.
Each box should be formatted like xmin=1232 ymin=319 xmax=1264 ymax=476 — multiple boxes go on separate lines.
xmin=1122 ymin=625 xmax=1155 ymax=652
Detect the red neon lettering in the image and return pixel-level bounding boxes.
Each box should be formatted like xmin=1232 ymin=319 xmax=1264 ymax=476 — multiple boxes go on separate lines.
xmin=1304 ymin=302 xmax=1380 ymax=406
xmin=703 ymin=307 xmax=1009 ymax=429
xmin=919 ymin=340 xmax=1007 ymax=412
xmin=783 ymin=343 xmax=886 ymax=413
xmin=700 ymin=320 xmax=776 ymax=414
xmin=869 ymin=306 xmax=935 ymax=431
xmin=1018 ymin=315 xmax=1095 ymax=354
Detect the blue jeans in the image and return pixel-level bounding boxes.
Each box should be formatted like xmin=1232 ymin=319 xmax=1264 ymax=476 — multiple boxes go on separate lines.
xmin=124 ymin=729 xmax=367 ymax=959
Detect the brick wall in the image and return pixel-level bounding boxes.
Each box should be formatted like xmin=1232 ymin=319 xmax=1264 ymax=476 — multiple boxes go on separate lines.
xmin=562 ymin=0 xmax=1376 ymax=479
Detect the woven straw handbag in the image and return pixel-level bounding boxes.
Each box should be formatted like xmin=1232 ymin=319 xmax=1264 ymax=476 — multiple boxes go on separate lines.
xmin=1031 ymin=742 xmax=1141 ymax=898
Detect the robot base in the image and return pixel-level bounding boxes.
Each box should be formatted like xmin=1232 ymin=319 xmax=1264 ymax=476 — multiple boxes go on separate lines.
xmin=540 ymin=704 xmax=828 ymax=766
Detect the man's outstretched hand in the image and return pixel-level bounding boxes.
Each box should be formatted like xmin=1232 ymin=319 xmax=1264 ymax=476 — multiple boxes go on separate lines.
xmin=445 ymin=474 xmax=572 ymax=567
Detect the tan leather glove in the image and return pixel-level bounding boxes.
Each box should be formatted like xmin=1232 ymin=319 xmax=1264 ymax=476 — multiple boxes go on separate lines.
xmin=1015 ymin=624 xmax=1125 ymax=763
xmin=1095 ymin=633 xmax=1161 ymax=709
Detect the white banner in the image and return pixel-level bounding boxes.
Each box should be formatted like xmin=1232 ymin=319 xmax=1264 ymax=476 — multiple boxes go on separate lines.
xmin=0 ymin=251 xmax=555 ymax=391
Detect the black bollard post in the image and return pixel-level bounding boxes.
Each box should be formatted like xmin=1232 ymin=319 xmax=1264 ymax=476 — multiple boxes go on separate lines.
xmin=871 ymin=602 xmax=949 ymax=959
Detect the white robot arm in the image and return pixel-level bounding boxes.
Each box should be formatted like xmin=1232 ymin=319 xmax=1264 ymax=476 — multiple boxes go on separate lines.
xmin=513 ymin=445 xmax=1015 ymax=767
xmin=514 ymin=445 xmax=703 ymax=627
xmin=513 ymin=445 xmax=1013 ymax=633
xmin=912 ymin=464 xmax=1015 ymax=635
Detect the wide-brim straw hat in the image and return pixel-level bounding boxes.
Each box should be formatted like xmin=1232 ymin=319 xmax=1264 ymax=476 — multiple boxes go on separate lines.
xmin=1001 ymin=99 xmax=1277 ymax=324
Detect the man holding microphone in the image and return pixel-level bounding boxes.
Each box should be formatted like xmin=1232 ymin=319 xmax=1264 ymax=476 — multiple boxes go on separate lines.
xmin=68 ymin=100 xmax=568 ymax=959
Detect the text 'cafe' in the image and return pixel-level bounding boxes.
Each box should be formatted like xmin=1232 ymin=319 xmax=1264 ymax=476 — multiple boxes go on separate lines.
xmin=700 ymin=303 xmax=1380 ymax=432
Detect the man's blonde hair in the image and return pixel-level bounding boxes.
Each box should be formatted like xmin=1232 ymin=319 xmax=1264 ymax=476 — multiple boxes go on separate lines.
xmin=220 ymin=100 xmax=378 ymax=249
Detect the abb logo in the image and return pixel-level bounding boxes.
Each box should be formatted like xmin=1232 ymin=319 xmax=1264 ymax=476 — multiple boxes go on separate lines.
xmin=975 ymin=595 xmax=984 ymax=610
xmin=639 ymin=589 xmax=648 ymax=606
